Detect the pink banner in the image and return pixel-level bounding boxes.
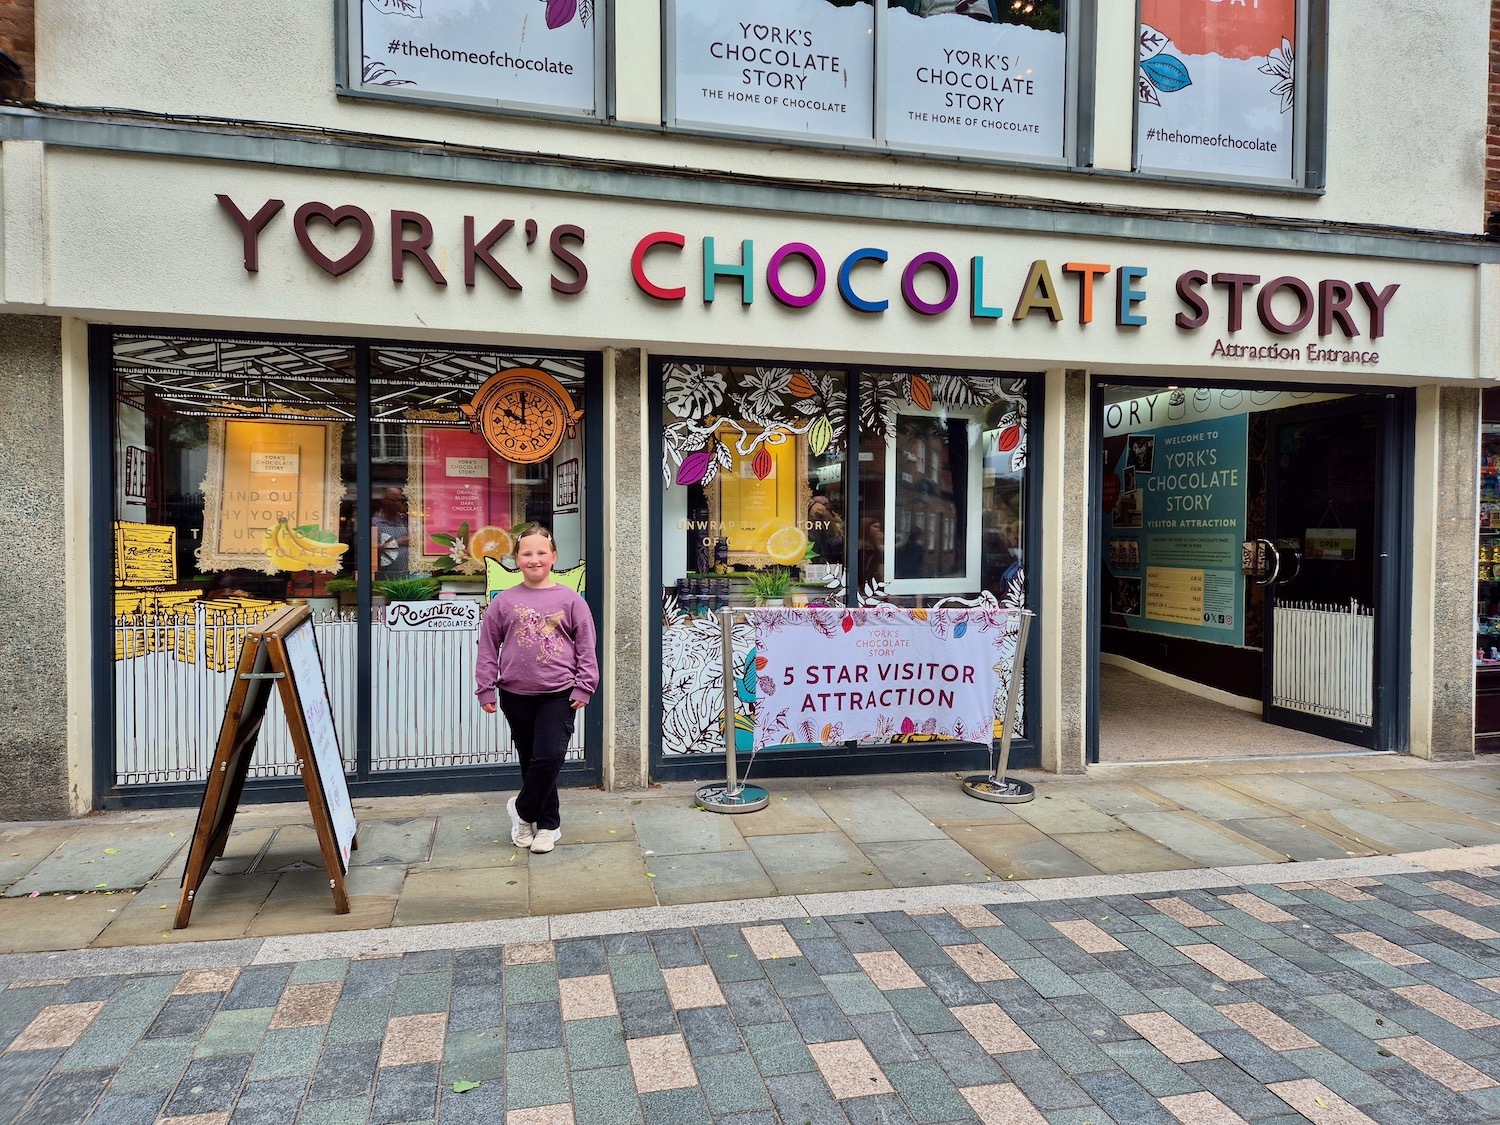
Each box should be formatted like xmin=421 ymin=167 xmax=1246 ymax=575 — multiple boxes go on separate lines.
xmin=422 ymin=430 xmax=509 ymax=552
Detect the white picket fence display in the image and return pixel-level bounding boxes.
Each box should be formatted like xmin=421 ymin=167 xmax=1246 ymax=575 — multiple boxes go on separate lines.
xmin=113 ymin=605 xmax=581 ymax=786
xmin=1271 ymin=599 xmax=1374 ymax=727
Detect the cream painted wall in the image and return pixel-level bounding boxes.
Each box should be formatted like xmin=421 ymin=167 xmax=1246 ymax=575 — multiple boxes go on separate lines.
xmin=17 ymin=149 xmax=1487 ymax=387
xmin=31 ymin=0 xmax=1490 ymax=235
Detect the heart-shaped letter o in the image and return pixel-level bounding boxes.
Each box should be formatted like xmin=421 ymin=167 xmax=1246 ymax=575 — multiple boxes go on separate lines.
xmin=293 ymin=202 xmax=375 ymax=277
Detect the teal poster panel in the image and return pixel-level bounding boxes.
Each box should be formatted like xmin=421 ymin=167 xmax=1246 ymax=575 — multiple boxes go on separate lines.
xmin=1103 ymin=412 xmax=1248 ymax=646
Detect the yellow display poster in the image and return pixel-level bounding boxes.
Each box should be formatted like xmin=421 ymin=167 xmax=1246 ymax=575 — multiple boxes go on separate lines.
xmin=114 ymin=522 xmax=177 ymax=587
xmin=1145 ymin=566 xmax=1204 ymax=627
xmin=198 ymin=421 xmax=344 ymax=573
xmin=708 ymin=430 xmax=808 ymax=565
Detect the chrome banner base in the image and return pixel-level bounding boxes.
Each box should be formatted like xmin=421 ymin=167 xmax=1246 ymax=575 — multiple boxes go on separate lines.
xmin=696 ymin=783 xmax=771 ymax=814
xmin=961 ymin=773 xmax=1036 ymax=804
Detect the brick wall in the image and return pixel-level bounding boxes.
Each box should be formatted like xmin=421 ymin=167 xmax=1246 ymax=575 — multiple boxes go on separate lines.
xmin=1490 ymin=0 xmax=1500 ymax=232
xmin=0 ymin=0 xmax=34 ymax=102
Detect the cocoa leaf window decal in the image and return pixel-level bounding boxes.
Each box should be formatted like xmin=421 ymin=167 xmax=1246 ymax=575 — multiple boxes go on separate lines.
xmin=1258 ymin=38 xmax=1294 ymax=113
xmin=362 ymin=57 xmax=416 ymax=86
xmin=367 ymin=0 xmax=422 ymax=15
xmin=1140 ymin=53 xmax=1192 ymax=95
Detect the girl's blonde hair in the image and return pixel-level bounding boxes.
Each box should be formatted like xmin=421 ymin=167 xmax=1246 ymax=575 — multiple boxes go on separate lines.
xmin=514 ymin=523 xmax=557 ymax=549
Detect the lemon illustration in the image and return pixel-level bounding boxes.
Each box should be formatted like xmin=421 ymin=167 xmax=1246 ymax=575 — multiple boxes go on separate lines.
xmin=764 ymin=525 xmax=809 ymax=566
xmin=468 ymin=525 xmax=514 ymax=563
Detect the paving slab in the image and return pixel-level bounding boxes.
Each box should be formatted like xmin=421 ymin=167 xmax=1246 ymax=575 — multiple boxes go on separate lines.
xmin=643 ymin=851 xmax=776 ymax=906
xmin=245 ymin=824 xmax=330 ymax=875
xmin=631 ymin=803 xmax=748 ymax=856
xmin=3 ymin=824 xmax=187 ymax=897
xmin=808 ymin=789 xmax=949 ymax=843
xmin=890 ymin=782 xmax=1026 ymax=825
xmin=1219 ymin=817 xmax=1370 ymax=862
xmin=345 ymin=818 xmax=436 ymax=866
xmin=1010 ymin=793 xmax=1129 ymax=835
xmin=0 ymin=825 xmax=89 ymax=887
xmin=1134 ymin=779 xmax=1289 ymax=822
xmin=1304 ymin=807 xmax=1481 ymax=854
xmin=94 ymin=873 xmax=277 ymax=948
xmin=245 ymin=868 xmax=403 ymax=938
xmin=746 ymin=833 xmax=894 ymax=894
xmin=425 ymin=811 xmax=515 ymax=868
xmin=1047 ymin=831 xmax=1199 ymax=875
xmin=952 ymin=824 xmax=1105 ymax=880
xmin=0 ymin=890 xmax=132 ymax=953
xmin=729 ymin=792 xmax=838 ymax=837
xmin=1359 ymin=771 xmax=1500 ymax=819
xmin=393 ymin=864 xmax=530 ymax=926
xmin=1116 ymin=810 xmax=1288 ymax=869
xmin=859 ymin=838 xmax=993 ymax=887
xmin=528 ymin=842 xmax=657 ymax=916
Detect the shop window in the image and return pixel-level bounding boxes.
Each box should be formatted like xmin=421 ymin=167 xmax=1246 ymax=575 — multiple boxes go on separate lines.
xmin=655 ymin=360 xmax=1030 ymax=762
xmin=111 ymin=335 xmax=358 ymax=786
xmin=665 ymin=0 xmax=1072 ymax=164
xmin=107 ymin=332 xmax=592 ymax=792
xmin=1134 ymin=0 xmax=1325 ymax=185
xmin=369 ymin=348 xmax=588 ymax=772
xmin=340 ymin=0 xmax=605 ymax=120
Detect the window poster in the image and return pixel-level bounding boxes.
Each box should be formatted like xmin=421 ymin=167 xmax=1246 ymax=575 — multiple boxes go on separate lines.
xmin=411 ymin=428 xmax=510 ymax=565
xmin=672 ymin=0 xmax=875 ymax=140
xmin=355 ymin=0 xmax=598 ymax=116
xmin=884 ymin=3 xmax=1066 ymax=159
xmin=1135 ymin=0 xmax=1296 ymax=181
xmin=1102 ymin=413 xmax=1248 ymax=647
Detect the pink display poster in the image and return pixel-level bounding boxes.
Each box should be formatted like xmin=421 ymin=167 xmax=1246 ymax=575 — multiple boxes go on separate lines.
xmin=422 ymin=430 xmax=509 ymax=553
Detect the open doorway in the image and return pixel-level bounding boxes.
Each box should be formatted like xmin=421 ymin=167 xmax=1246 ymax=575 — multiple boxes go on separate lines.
xmin=1091 ymin=381 xmax=1408 ymax=764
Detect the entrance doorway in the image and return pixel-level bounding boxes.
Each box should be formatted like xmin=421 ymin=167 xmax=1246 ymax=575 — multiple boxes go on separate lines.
xmin=1091 ymin=382 xmax=1408 ymax=764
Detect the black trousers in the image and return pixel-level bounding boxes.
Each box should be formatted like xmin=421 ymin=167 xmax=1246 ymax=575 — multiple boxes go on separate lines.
xmin=499 ymin=688 xmax=575 ymax=831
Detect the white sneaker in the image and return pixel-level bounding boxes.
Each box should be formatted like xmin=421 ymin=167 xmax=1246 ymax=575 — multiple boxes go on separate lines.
xmin=530 ymin=828 xmax=561 ymax=854
xmin=507 ymin=796 xmax=535 ymax=848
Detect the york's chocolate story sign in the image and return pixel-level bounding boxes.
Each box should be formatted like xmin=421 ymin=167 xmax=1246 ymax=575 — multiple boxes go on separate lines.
xmin=217 ymin=193 xmax=1400 ymax=364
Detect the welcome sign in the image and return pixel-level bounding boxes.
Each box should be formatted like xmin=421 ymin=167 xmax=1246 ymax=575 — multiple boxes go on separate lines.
xmin=751 ymin=606 xmax=1005 ymax=750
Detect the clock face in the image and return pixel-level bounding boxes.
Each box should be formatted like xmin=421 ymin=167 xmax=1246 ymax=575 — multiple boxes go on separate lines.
xmin=464 ymin=370 xmax=582 ymax=465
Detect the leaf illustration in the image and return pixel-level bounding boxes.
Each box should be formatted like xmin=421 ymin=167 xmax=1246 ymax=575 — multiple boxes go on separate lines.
xmin=788 ymin=372 xmax=818 ymax=399
xmin=676 ymin=450 xmax=713 ymax=486
xmin=755 ymin=655 xmax=768 ymax=670
xmin=545 ymin=0 xmax=577 ymax=29
xmin=955 ymin=620 xmax=968 ymax=639
xmin=912 ymin=608 xmax=928 ymax=621
xmin=997 ymin=425 xmax=1021 ymax=452
xmin=909 ymin=375 xmax=934 ymax=410
xmin=758 ymin=675 xmax=776 ymax=697
xmin=799 ymin=721 xmax=818 ymax=742
xmin=1141 ymin=53 xmax=1191 ymax=94
xmin=808 ymin=415 xmax=834 ymax=456
xmin=841 ymin=614 xmax=854 ymax=634
xmin=368 ymin=0 xmax=422 ymax=16
xmin=580 ymin=0 xmax=592 ymax=26
xmin=900 ymin=717 xmax=916 ymax=734
xmin=752 ymin=447 xmax=773 ymax=481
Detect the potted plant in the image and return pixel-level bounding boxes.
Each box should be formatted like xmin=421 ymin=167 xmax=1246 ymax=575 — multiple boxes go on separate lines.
xmin=744 ymin=566 xmax=792 ymax=607
xmin=325 ymin=575 xmax=359 ymax=609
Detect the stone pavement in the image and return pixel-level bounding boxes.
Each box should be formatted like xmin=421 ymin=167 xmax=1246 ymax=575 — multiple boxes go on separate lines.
xmin=0 ymin=757 xmax=1499 ymax=1120
xmin=4 ymin=757 xmax=1500 ymax=955
xmin=4 ymin=851 xmax=1500 ymax=1123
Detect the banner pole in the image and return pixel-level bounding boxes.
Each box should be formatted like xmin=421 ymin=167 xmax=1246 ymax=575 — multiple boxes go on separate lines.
xmin=696 ymin=605 xmax=770 ymax=814
xmin=721 ymin=606 xmax=739 ymax=796
xmin=962 ymin=609 xmax=1036 ymax=804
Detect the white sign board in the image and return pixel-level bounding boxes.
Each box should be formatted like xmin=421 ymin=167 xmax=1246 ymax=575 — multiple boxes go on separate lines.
xmin=384 ymin=599 xmax=482 ymax=631
xmin=752 ymin=606 xmax=1005 ymax=749
xmin=356 ymin=0 xmax=598 ymax=116
xmin=281 ymin=622 xmax=358 ymax=870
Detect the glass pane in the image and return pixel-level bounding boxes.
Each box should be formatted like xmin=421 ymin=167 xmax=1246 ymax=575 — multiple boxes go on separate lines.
xmin=111 ymin=334 xmax=358 ymax=786
xmin=658 ymin=361 xmax=850 ymax=758
xmin=369 ymin=348 xmax=589 ymax=771
xmin=856 ymin=369 xmax=1029 ymax=741
xmin=1135 ymin=0 xmax=1297 ymax=180
xmin=671 ymin=0 xmax=876 ymax=140
xmin=883 ymin=0 xmax=1067 ymax=158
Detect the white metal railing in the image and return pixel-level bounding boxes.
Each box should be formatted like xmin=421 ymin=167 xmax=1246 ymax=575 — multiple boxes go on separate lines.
xmin=113 ymin=603 xmax=581 ymax=786
xmin=1271 ymin=599 xmax=1374 ymax=727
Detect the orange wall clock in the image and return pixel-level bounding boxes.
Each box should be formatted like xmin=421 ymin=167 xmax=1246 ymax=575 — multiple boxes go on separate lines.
xmin=462 ymin=368 xmax=583 ymax=465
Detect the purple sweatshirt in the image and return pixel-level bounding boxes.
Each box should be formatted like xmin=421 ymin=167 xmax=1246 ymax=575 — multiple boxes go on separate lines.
xmin=475 ymin=585 xmax=599 ymax=708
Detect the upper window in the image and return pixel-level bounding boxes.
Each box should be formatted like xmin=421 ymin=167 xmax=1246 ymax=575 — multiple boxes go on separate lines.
xmin=342 ymin=0 xmax=605 ymax=119
xmin=666 ymin=0 xmax=1072 ymax=164
xmin=1135 ymin=0 xmax=1308 ymax=184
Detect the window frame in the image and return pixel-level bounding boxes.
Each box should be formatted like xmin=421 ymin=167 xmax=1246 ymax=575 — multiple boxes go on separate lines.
xmin=660 ymin=0 xmax=1084 ymax=170
xmin=1130 ymin=0 xmax=1328 ymax=190
xmin=335 ymin=0 xmax=611 ymax=124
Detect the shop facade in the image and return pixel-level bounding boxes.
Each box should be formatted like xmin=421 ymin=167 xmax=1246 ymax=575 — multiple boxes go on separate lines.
xmin=0 ymin=1 xmax=1494 ymax=817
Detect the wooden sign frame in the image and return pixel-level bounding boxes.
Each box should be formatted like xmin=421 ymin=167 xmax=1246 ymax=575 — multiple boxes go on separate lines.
xmin=176 ymin=603 xmax=358 ymax=928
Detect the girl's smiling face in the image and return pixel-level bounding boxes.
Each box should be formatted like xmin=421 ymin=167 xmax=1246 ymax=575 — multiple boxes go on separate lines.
xmin=516 ymin=531 xmax=558 ymax=587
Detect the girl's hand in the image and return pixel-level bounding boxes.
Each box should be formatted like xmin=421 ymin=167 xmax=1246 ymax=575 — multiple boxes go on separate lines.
xmin=570 ymin=699 xmax=586 ymax=710
xmin=481 ymin=702 xmax=497 ymax=714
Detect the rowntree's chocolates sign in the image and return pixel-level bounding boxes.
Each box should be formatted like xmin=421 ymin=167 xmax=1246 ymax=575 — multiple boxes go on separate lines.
xmin=217 ymin=194 xmax=1400 ymax=365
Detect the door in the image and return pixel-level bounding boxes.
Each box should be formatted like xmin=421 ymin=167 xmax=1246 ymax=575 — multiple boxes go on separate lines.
xmin=1262 ymin=400 xmax=1383 ymax=746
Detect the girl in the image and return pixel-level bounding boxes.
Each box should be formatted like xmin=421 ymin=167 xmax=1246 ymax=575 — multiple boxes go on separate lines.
xmin=476 ymin=525 xmax=598 ymax=854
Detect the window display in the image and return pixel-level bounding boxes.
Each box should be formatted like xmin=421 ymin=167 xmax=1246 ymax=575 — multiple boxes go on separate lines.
xmin=1478 ymin=420 xmax=1500 ymax=752
xmin=656 ymin=360 xmax=1030 ymax=762
xmin=108 ymin=332 xmax=594 ymax=790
